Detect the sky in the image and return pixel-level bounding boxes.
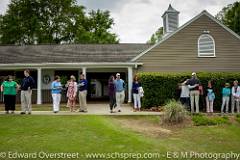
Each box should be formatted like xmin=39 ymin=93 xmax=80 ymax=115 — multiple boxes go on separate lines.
xmin=0 ymin=0 xmax=237 ymax=43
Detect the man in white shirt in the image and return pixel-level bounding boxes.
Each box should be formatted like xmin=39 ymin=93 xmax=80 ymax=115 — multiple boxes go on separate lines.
xmin=231 ymin=80 xmax=240 ymax=113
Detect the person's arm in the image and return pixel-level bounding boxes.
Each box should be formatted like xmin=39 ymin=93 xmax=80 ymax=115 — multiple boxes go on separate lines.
xmin=74 ymin=82 xmax=78 ymax=96
xmin=232 ymin=87 xmax=236 ymax=96
xmin=30 ymin=77 xmax=35 ymax=89
xmin=0 ymin=84 xmax=3 ymax=92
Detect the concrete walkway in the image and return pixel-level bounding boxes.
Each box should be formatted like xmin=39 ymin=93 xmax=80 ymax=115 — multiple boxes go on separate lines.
xmin=0 ymin=103 xmax=163 ymax=116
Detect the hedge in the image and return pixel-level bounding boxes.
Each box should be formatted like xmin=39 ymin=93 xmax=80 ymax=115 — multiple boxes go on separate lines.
xmin=138 ymin=72 xmax=240 ymax=110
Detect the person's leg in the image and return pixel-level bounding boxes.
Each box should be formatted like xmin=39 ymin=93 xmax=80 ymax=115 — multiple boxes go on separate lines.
xmin=116 ymin=92 xmax=121 ymax=110
xmin=72 ymin=98 xmax=76 ymax=111
xmin=195 ymin=91 xmax=200 ymax=113
xmin=69 ymin=99 xmax=73 ymax=112
xmin=206 ymin=96 xmax=210 ymax=113
xmin=120 ymin=91 xmax=125 ymax=104
xmin=109 ymin=95 xmax=114 ymax=111
xmin=21 ymin=91 xmax=27 ymax=113
xmin=56 ymin=94 xmax=61 ymax=112
xmin=226 ymin=97 xmax=230 ymax=113
xmin=78 ymin=91 xmax=82 ymax=111
xmin=236 ymin=100 xmax=240 ymax=113
xmin=9 ymin=95 xmax=16 ymax=112
xmin=133 ymin=94 xmax=137 ymax=109
xmin=137 ymin=93 xmax=141 ymax=110
xmin=190 ymin=91 xmax=194 ymax=113
xmin=221 ymin=97 xmax=226 ymax=113
xmin=210 ymin=100 xmax=214 ymax=113
xmin=26 ymin=90 xmax=32 ymax=113
xmin=82 ymin=90 xmax=87 ymax=111
xmin=52 ymin=94 xmax=57 ymax=112
xmin=4 ymin=95 xmax=10 ymax=112
xmin=180 ymin=97 xmax=184 ymax=105
xmin=231 ymin=96 xmax=235 ymax=113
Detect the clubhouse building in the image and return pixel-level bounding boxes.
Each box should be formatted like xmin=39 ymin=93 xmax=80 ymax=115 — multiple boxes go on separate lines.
xmin=0 ymin=5 xmax=240 ymax=104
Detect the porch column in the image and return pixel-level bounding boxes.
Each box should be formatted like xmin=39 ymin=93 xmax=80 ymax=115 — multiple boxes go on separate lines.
xmin=127 ymin=67 xmax=133 ymax=103
xmin=82 ymin=67 xmax=87 ymax=76
xmin=37 ymin=68 xmax=42 ymax=104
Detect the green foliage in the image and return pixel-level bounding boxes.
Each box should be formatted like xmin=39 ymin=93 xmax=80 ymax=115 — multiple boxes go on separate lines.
xmin=192 ymin=114 xmax=229 ymax=126
xmin=147 ymin=27 xmax=163 ymax=44
xmin=216 ymin=1 xmax=240 ymax=35
xmin=162 ymin=99 xmax=187 ymax=124
xmin=60 ymin=75 xmax=68 ymax=86
xmin=138 ymin=72 xmax=240 ymax=108
xmin=0 ymin=0 xmax=118 ymax=45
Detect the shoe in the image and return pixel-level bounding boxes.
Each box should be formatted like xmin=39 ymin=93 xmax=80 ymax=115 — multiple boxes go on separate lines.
xmin=79 ymin=110 xmax=84 ymax=112
xmin=5 ymin=111 xmax=9 ymax=114
xmin=53 ymin=111 xmax=58 ymax=113
xmin=28 ymin=112 xmax=31 ymax=115
xmin=118 ymin=110 xmax=121 ymax=112
xmin=83 ymin=110 xmax=88 ymax=113
xmin=20 ymin=112 xmax=26 ymax=115
xmin=10 ymin=111 xmax=14 ymax=114
xmin=110 ymin=110 xmax=114 ymax=113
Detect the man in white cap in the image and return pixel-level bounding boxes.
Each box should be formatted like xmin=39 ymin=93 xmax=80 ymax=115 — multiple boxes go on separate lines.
xmin=186 ymin=72 xmax=200 ymax=113
xmin=114 ymin=73 xmax=125 ymax=112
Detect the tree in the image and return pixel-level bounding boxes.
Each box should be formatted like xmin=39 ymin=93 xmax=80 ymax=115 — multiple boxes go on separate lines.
xmin=147 ymin=27 xmax=163 ymax=44
xmin=0 ymin=0 xmax=119 ymax=45
xmin=216 ymin=1 xmax=240 ymax=36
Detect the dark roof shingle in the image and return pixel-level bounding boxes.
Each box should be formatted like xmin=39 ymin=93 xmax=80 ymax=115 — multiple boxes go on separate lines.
xmin=0 ymin=44 xmax=151 ymax=64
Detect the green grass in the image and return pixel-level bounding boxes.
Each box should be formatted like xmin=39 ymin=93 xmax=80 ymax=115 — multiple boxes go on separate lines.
xmin=0 ymin=115 xmax=240 ymax=160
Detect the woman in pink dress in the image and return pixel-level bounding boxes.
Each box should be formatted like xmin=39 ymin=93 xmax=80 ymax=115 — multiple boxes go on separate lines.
xmin=66 ymin=75 xmax=78 ymax=112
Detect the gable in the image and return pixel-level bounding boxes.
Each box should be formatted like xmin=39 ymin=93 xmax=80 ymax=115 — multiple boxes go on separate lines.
xmin=134 ymin=12 xmax=240 ymax=72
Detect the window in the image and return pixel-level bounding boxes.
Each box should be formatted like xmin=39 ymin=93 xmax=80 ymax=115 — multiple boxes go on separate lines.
xmin=198 ymin=34 xmax=215 ymax=57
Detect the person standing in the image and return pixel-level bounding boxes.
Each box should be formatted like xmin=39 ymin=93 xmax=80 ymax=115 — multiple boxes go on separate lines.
xmin=221 ymin=83 xmax=231 ymax=114
xmin=205 ymin=81 xmax=215 ymax=113
xmin=20 ymin=69 xmax=35 ymax=115
xmin=1 ymin=75 xmax=19 ymax=114
xmin=132 ymin=75 xmax=142 ymax=112
xmin=186 ymin=72 xmax=200 ymax=113
xmin=179 ymin=79 xmax=190 ymax=111
xmin=78 ymin=74 xmax=88 ymax=113
xmin=51 ymin=76 xmax=62 ymax=113
xmin=114 ymin=73 xmax=125 ymax=112
xmin=108 ymin=75 xmax=116 ymax=113
xmin=231 ymin=80 xmax=240 ymax=113
xmin=66 ymin=75 xmax=78 ymax=112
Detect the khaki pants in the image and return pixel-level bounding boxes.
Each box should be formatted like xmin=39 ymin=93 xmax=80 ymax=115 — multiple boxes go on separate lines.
xmin=190 ymin=90 xmax=200 ymax=113
xmin=231 ymin=96 xmax=240 ymax=113
xmin=21 ymin=90 xmax=32 ymax=113
xmin=116 ymin=91 xmax=125 ymax=110
xmin=79 ymin=90 xmax=87 ymax=111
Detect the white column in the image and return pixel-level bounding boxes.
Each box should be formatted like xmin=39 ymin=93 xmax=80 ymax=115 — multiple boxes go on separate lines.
xmin=37 ymin=68 xmax=42 ymax=104
xmin=82 ymin=67 xmax=86 ymax=77
xmin=128 ymin=67 xmax=133 ymax=103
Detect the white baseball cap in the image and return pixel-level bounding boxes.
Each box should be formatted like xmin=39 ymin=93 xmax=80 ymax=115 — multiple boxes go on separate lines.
xmin=192 ymin=72 xmax=196 ymax=76
xmin=116 ymin=73 xmax=120 ymax=76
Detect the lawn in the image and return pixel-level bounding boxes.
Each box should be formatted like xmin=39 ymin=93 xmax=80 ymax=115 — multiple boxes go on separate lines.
xmin=0 ymin=115 xmax=240 ymax=160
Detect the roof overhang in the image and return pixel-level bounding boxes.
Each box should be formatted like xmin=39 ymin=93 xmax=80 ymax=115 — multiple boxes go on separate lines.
xmin=0 ymin=62 xmax=143 ymax=70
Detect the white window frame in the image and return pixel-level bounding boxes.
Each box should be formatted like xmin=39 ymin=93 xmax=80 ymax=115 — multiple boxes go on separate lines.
xmin=198 ymin=34 xmax=216 ymax=57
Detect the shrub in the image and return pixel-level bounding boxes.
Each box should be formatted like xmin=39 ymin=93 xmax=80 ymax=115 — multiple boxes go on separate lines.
xmin=192 ymin=115 xmax=229 ymax=126
xmin=162 ymin=100 xmax=187 ymax=124
xmin=138 ymin=72 xmax=240 ymax=109
xmin=236 ymin=114 xmax=240 ymax=123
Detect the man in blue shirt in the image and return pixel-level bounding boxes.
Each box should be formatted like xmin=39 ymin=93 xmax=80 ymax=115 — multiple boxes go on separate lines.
xmin=114 ymin=73 xmax=125 ymax=112
xmin=78 ymin=74 xmax=88 ymax=112
xmin=20 ymin=69 xmax=35 ymax=114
